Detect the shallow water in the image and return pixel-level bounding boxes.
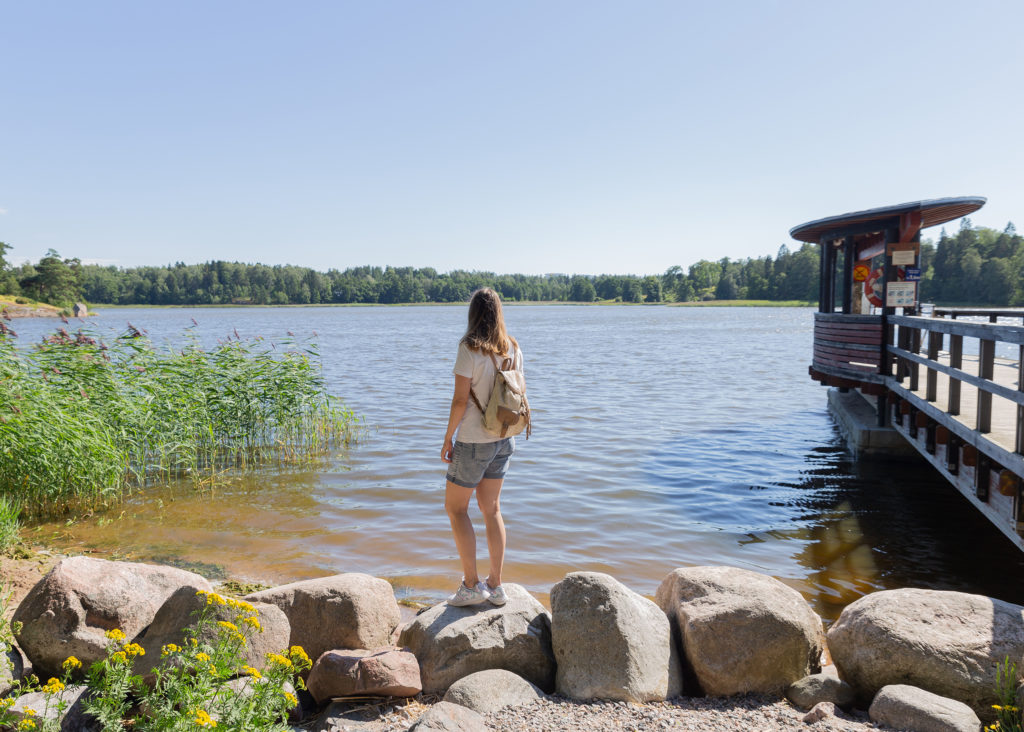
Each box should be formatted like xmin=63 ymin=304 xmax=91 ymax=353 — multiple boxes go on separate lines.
xmin=17 ymin=305 xmax=1024 ymax=620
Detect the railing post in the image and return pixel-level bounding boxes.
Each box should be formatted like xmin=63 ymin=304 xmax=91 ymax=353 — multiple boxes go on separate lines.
xmin=1018 ymin=334 xmax=1023 ymax=454
xmin=909 ymin=326 xmax=922 ymax=391
xmin=926 ymin=330 xmax=941 ymax=401
xmin=978 ymin=337 xmax=995 ymax=433
xmin=949 ymin=334 xmax=963 ymax=416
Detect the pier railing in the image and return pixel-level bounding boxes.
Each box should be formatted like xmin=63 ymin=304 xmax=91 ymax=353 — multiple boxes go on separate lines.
xmin=886 ymin=310 xmax=1024 ymax=478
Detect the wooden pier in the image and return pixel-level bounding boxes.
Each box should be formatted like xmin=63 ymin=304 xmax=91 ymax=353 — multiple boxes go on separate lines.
xmin=792 ymin=198 xmax=1024 ymax=550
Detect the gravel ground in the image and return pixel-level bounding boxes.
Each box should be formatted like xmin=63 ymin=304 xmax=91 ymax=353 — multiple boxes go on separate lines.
xmin=317 ymin=694 xmax=884 ymax=731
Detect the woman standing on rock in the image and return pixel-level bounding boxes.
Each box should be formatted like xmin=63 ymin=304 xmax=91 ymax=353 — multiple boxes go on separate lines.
xmin=440 ymin=287 xmax=523 ymax=607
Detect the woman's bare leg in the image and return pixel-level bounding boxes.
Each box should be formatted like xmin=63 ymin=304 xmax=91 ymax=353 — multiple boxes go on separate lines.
xmin=476 ymin=477 xmax=506 ymax=588
xmin=445 ymin=481 xmax=479 ymax=586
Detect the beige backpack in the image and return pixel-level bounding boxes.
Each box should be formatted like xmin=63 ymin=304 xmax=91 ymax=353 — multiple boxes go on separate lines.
xmin=469 ymin=347 xmax=531 ymax=439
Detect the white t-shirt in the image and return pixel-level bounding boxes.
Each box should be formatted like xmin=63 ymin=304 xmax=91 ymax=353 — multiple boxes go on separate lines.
xmin=453 ymin=341 xmax=523 ymax=443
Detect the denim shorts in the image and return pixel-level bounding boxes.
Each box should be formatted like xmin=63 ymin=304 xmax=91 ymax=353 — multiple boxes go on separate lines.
xmin=446 ymin=438 xmax=515 ymax=488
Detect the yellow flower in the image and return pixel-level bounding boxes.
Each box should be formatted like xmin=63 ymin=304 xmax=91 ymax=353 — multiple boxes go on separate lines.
xmin=61 ymin=656 xmax=82 ymax=672
xmin=283 ymin=691 xmax=298 ymax=706
xmin=266 ymin=653 xmax=292 ymax=669
xmin=242 ymin=665 xmax=262 ymax=679
xmin=42 ymin=677 xmax=65 ymax=695
xmin=195 ymin=652 xmax=211 ymax=662
xmin=111 ymin=651 xmax=127 ymax=664
xmin=241 ymin=616 xmax=261 ymax=632
xmin=161 ymin=643 xmax=180 ymax=658
xmin=17 ymin=719 xmax=37 ymax=731
xmin=196 ymin=589 xmax=226 ymax=607
xmin=104 ymin=628 xmax=126 ymax=642
xmin=216 ymin=621 xmax=238 ymax=632
xmin=192 ymin=709 xmax=217 ymax=728
xmin=288 ymin=645 xmax=311 ymax=667
xmin=0 ymin=698 xmax=13 ymax=709
xmin=124 ymin=643 xmax=145 ymax=658
xmin=189 ymin=637 xmax=199 ymax=647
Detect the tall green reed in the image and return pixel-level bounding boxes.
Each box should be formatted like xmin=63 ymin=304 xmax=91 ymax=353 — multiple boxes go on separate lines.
xmin=0 ymin=323 xmax=358 ymax=519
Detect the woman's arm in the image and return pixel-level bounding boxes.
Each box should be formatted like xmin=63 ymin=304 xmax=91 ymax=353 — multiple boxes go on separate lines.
xmin=441 ymin=374 xmax=472 ymax=463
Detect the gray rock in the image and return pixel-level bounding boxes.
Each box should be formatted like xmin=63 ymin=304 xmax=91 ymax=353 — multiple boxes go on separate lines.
xmin=398 ymin=583 xmax=555 ymax=694
xmin=869 ymin=684 xmax=983 ymax=732
xmin=8 ymin=685 xmax=96 ymax=731
xmin=551 ymin=571 xmax=682 ymax=701
xmin=442 ymin=669 xmax=544 ymax=713
xmin=306 ymin=647 xmax=421 ymax=702
xmin=1 ymin=647 xmax=24 ymax=696
xmin=12 ymin=557 xmax=212 ymax=677
xmin=246 ymin=573 xmax=401 ymax=666
xmin=786 ymin=672 xmax=855 ymax=710
xmin=309 ymin=700 xmax=390 ymax=731
xmin=408 ymin=701 xmax=487 ymax=731
xmin=135 ymin=586 xmax=290 ymax=679
xmin=801 ymin=701 xmax=837 ymax=724
xmin=655 ymin=566 xmax=824 ymax=696
xmin=827 ymin=588 xmax=1024 ymax=719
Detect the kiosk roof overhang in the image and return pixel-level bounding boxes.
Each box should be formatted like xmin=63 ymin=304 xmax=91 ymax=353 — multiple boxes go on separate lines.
xmin=789 ymin=196 xmax=987 ymax=244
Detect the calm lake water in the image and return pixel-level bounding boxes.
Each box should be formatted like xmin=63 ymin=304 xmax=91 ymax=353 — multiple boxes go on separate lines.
xmin=17 ymin=305 xmax=1024 ymax=620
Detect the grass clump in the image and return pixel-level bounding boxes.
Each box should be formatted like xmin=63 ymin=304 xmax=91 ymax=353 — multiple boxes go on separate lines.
xmin=988 ymin=656 xmax=1023 ymax=731
xmin=0 ymin=497 xmax=19 ymax=554
xmin=0 ymin=323 xmax=358 ymax=519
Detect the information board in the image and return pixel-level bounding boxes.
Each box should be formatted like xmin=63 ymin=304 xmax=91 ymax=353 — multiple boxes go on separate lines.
xmin=886 ymin=282 xmax=917 ymax=307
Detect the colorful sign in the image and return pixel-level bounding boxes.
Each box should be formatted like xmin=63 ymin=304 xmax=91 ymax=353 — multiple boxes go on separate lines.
xmin=886 ymin=282 xmax=917 ymax=307
xmin=852 ymin=263 xmax=871 ymax=282
xmin=904 ymin=267 xmax=921 ymax=281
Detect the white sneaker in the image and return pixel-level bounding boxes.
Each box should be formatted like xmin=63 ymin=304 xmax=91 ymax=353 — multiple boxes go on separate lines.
xmin=486 ymin=584 xmax=507 ymax=606
xmin=447 ymin=581 xmax=490 ymax=607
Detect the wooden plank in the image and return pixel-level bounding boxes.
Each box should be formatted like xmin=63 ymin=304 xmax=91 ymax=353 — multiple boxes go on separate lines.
xmin=950 ymin=334 xmax=963 ymax=416
xmin=814 ymin=322 xmax=884 ymax=332
xmin=890 ymin=315 xmax=1024 ymax=345
xmin=926 ymin=331 xmax=941 ymax=402
xmin=812 ymin=361 xmax=887 ymax=383
xmin=979 ymin=339 xmax=995 ymax=433
xmin=814 ymin=337 xmax=883 ymax=352
xmin=813 ymin=354 xmax=877 ymax=371
xmin=815 ymin=313 xmax=884 ymax=325
xmin=815 ymin=332 xmax=885 ymax=346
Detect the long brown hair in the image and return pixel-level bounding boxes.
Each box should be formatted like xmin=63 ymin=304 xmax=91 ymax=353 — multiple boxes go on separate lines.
xmin=462 ymin=288 xmax=516 ymax=355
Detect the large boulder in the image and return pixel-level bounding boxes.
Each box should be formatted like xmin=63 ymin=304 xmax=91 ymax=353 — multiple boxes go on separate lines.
xmin=134 ymin=586 xmax=290 ymax=679
xmin=7 ymin=685 xmax=96 ymax=731
xmin=550 ymin=571 xmax=682 ymax=701
xmin=655 ymin=566 xmax=824 ymax=696
xmin=408 ymin=701 xmax=487 ymax=731
xmin=12 ymin=557 xmax=212 ymax=676
xmin=827 ymin=588 xmax=1024 ymax=718
xmin=306 ymin=647 xmax=421 ymax=702
xmin=869 ymin=684 xmax=983 ymax=732
xmin=442 ymin=669 xmax=544 ymax=713
xmin=245 ymin=573 xmax=400 ymax=664
xmin=398 ymin=583 xmax=555 ymax=694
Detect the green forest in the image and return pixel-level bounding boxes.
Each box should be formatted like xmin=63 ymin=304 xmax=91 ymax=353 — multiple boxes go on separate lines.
xmin=1 ymin=220 xmax=1020 ymax=308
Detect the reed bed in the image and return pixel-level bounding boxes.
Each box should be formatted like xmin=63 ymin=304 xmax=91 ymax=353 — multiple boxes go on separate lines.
xmin=0 ymin=322 xmax=358 ymax=520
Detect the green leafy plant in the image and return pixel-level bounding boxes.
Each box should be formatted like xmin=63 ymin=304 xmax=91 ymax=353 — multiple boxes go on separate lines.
xmin=0 ymin=496 xmax=20 ymax=553
xmin=0 ymin=324 xmax=358 ymax=518
xmin=82 ymin=589 xmax=309 ymax=731
xmin=988 ymin=656 xmax=1023 ymax=732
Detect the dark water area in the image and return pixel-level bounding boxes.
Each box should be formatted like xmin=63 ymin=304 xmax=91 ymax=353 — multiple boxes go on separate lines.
xmin=15 ymin=305 xmax=1024 ymax=620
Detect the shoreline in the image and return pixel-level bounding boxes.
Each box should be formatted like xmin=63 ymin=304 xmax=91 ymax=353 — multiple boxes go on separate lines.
xmin=83 ymin=299 xmax=816 ymax=310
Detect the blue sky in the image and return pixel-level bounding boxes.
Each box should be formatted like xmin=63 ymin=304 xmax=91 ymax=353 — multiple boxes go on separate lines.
xmin=1 ymin=1 xmax=1021 ymax=275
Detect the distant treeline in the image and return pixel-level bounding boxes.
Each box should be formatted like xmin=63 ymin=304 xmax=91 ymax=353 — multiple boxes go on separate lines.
xmin=0 ymin=219 xmax=1020 ymax=307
